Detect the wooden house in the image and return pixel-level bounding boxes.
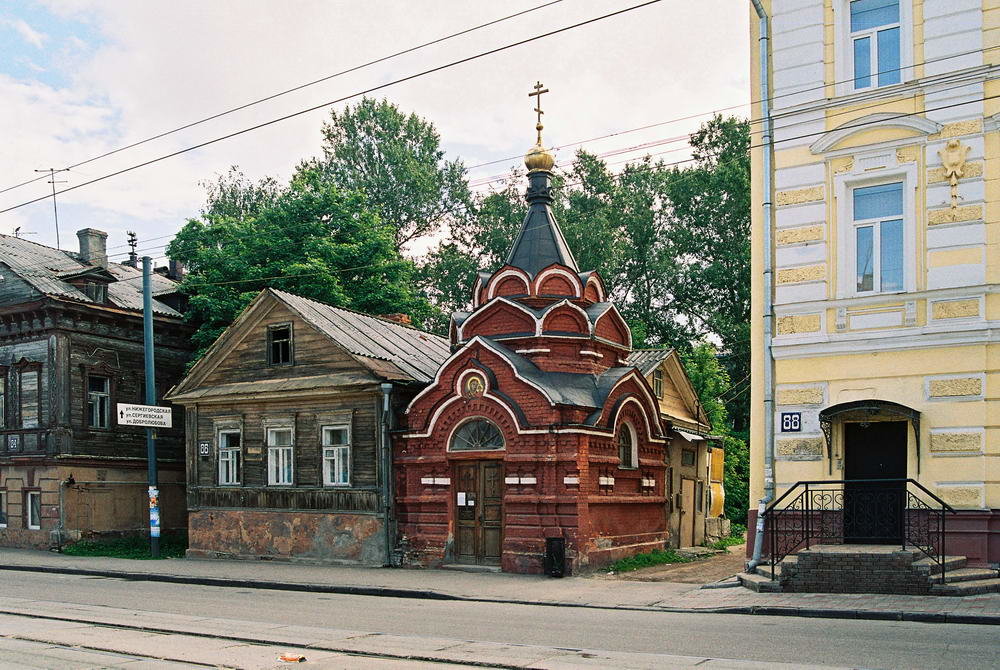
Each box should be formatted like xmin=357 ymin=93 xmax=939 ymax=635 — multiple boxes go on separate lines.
xmin=0 ymin=228 xmax=193 ymax=548
xmin=165 ymin=288 xmax=450 ymax=565
xmin=626 ymin=349 xmax=726 ymax=547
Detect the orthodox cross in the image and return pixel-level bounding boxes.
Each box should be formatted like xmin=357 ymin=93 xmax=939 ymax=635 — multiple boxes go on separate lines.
xmin=528 ymin=81 xmax=549 ymax=142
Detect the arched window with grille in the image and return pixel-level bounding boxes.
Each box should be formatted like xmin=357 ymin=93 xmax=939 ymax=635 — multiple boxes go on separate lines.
xmin=618 ymin=422 xmax=637 ymax=469
xmin=450 ymin=419 xmax=505 ymax=452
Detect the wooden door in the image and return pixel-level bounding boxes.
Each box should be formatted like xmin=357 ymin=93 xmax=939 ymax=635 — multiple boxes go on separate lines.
xmin=681 ymin=478 xmax=696 ymax=548
xmin=454 ymin=461 xmax=503 ymax=565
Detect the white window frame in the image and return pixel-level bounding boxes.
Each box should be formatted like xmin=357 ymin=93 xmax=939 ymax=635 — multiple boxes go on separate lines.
xmin=87 ymin=374 xmax=111 ymax=429
xmin=266 ymin=427 xmax=294 ymax=486
xmin=26 ymin=491 xmax=40 ymax=529
xmin=0 ymin=490 xmax=7 ymax=528
xmin=835 ymin=164 xmax=916 ymax=299
xmin=617 ymin=421 xmax=639 ymax=470
xmin=217 ymin=429 xmax=242 ymax=486
xmin=321 ymin=424 xmax=351 ymax=487
xmin=834 ymin=0 xmax=912 ymax=98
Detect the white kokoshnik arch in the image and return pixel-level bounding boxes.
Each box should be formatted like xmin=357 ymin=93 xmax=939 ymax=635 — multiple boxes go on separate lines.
xmin=486 ymin=268 xmax=532 ymax=300
xmin=534 ymin=266 xmax=582 ymax=297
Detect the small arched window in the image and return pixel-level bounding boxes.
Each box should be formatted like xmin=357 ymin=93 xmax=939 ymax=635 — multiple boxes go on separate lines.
xmin=618 ymin=422 xmax=637 ymax=469
xmin=450 ymin=419 xmax=505 ymax=452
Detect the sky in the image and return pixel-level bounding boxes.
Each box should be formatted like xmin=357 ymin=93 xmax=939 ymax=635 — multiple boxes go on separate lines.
xmin=0 ymin=0 xmax=750 ymax=264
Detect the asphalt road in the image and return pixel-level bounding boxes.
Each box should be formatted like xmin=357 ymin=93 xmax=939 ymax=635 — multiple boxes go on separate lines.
xmin=2 ymin=571 xmax=998 ymax=669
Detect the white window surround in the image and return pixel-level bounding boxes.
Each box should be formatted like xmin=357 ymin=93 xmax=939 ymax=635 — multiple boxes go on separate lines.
xmin=217 ymin=429 xmax=242 ymax=486
xmin=266 ymin=427 xmax=294 ymax=486
xmin=322 ymin=424 xmax=351 ymax=487
xmin=833 ymin=0 xmax=913 ymax=99
xmin=834 ymin=164 xmax=917 ymax=299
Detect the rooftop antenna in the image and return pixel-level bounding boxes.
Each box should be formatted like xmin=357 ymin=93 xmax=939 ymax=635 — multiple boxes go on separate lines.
xmin=33 ymin=167 xmax=69 ymax=249
xmin=127 ymin=230 xmax=139 ymax=267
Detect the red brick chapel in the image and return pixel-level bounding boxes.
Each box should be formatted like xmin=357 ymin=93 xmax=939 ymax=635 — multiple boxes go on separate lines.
xmin=395 ymin=93 xmax=674 ymax=574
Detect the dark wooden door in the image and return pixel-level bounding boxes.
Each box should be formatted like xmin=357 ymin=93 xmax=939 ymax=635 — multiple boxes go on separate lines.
xmin=844 ymin=421 xmax=907 ymax=544
xmin=454 ymin=461 xmax=503 ymax=565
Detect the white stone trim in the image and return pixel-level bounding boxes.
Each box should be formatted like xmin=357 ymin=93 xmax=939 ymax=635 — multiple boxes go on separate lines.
xmin=456 ymin=297 xmax=538 ymax=341
xmin=534 ymin=266 xmax=582 ymax=297
xmin=485 ymin=268 xmax=531 ymax=299
xmin=834 ymin=161 xmax=918 ymax=299
xmin=812 ymin=111 xmax=938 ymax=154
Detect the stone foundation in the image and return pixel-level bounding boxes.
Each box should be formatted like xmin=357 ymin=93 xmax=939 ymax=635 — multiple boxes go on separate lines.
xmin=187 ymin=509 xmax=386 ymax=565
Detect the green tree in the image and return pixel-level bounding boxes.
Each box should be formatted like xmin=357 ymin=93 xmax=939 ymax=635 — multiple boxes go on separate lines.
xmin=168 ymin=167 xmax=435 ymax=359
xmin=663 ymin=116 xmax=751 ymax=431
xmin=309 ymin=97 xmax=472 ymax=246
xmin=682 ymin=342 xmax=750 ymax=523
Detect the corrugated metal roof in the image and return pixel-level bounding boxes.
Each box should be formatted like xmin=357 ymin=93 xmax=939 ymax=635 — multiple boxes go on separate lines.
xmin=271 ymin=289 xmax=451 ymax=384
xmin=168 ymin=371 xmax=377 ymax=401
xmin=626 ymin=348 xmax=674 ymax=375
xmin=0 ymin=233 xmax=182 ymax=317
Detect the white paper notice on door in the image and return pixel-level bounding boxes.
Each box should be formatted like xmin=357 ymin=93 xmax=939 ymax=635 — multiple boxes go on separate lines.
xmin=457 ymin=492 xmax=466 ymax=506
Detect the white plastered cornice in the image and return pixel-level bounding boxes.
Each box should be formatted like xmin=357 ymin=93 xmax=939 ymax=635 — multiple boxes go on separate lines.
xmin=810 ymin=113 xmax=942 ymax=154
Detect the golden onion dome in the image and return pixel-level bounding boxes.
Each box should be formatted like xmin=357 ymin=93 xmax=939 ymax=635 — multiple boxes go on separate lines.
xmin=525 ymin=124 xmax=555 ymax=172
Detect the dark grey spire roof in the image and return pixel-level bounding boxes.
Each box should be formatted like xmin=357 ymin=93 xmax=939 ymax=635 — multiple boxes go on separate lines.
xmin=505 ymin=171 xmax=578 ymax=276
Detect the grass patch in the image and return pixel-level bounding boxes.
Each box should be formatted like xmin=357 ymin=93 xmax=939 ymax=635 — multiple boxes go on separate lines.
xmin=706 ymin=535 xmax=745 ymax=551
xmin=60 ymin=533 xmax=187 ymax=560
xmin=606 ymin=548 xmax=692 ymax=573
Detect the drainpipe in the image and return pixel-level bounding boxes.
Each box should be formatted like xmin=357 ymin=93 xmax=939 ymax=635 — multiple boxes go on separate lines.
xmin=380 ymin=382 xmax=394 ymax=567
xmin=748 ymin=0 xmax=775 ymax=571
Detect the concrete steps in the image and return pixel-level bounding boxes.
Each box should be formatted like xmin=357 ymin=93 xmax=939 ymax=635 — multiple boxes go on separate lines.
xmin=739 ymin=547 xmax=998 ymax=596
xmin=931 ymin=576 xmax=1000 ymax=596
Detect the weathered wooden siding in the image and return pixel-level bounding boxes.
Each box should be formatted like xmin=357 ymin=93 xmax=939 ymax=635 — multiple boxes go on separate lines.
xmin=191 ymin=393 xmax=381 ymax=508
xmin=200 ymin=302 xmax=361 ymax=387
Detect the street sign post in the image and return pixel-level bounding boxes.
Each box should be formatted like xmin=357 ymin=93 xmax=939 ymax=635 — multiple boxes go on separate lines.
xmin=116 ymin=403 xmax=172 ymax=428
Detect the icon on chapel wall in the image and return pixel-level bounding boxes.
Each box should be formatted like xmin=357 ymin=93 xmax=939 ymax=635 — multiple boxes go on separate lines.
xmin=463 ymin=374 xmax=486 ymax=398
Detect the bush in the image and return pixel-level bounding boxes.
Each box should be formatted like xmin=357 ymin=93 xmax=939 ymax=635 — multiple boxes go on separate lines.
xmin=61 ymin=533 xmax=187 ymax=560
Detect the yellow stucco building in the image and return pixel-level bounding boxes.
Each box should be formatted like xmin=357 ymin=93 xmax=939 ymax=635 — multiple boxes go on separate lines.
xmin=751 ymin=0 xmax=1000 ymax=566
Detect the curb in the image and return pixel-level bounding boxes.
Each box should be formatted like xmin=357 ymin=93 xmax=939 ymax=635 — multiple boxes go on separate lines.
xmin=3 ymin=563 xmax=998 ymax=625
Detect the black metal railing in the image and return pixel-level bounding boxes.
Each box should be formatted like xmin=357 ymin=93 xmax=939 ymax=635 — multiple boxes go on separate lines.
xmin=762 ymin=479 xmax=956 ymax=582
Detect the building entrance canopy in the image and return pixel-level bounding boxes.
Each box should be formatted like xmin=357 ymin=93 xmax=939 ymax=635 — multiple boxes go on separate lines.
xmin=819 ymin=400 xmax=921 ymax=474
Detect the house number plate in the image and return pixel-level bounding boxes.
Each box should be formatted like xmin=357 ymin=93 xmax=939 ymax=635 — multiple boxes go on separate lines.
xmin=780 ymin=412 xmax=802 ymax=432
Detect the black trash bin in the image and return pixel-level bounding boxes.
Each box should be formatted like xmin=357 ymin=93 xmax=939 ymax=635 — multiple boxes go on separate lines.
xmin=544 ymin=537 xmax=565 ymax=577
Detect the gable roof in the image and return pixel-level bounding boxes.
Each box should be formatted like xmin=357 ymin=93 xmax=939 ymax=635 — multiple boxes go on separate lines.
xmin=626 ymin=347 xmax=711 ymax=433
xmin=626 ymin=348 xmax=673 ymax=375
xmin=0 ymin=233 xmax=182 ymax=317
xmin=271 ymin=289 xmax=450 ymax=383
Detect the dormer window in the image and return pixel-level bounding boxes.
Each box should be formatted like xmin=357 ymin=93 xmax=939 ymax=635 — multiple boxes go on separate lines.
xmin=268 ymin=324 xmax=292 ymax=366
xmin=83 ymin=282 xmax=108 ymax=303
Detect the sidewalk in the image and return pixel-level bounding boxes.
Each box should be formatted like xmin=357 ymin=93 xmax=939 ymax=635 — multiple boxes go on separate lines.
xmin=2 ymin=548 xmax=998 ymax=625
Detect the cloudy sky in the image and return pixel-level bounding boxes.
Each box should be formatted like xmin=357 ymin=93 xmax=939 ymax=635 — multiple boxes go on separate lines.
xmin=1 ymin=0 xmax=749 ymax=263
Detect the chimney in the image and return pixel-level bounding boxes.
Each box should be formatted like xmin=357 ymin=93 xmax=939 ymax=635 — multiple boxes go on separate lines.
xmin=380 ymin=313 xmax=412 ymax=326
xmin=76 ymin=228 xmax=108 ymax=267
xmin=168 ymin=259 xmax=186 ymax=281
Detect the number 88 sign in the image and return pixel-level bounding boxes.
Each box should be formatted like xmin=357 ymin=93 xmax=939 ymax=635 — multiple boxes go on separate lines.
xmin=780 ymin=412 xmax=801 ymax=432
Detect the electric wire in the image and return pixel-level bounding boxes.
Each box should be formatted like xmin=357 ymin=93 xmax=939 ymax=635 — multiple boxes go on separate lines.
xmin=0 ymin=0 xmax=567 ymax=197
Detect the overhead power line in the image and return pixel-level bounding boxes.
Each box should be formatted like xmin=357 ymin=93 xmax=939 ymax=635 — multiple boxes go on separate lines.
xmin=0 ymin=0 xmax=664 ymax=217
xmin=0 ymin=0 xmax=567 ymax=198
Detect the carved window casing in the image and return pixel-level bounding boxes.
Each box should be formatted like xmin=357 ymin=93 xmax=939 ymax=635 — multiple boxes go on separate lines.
xmin=322 ymin=425 xmax=351 ymax=486
xmin=13 ymin=360 xmax=42 ymax=429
